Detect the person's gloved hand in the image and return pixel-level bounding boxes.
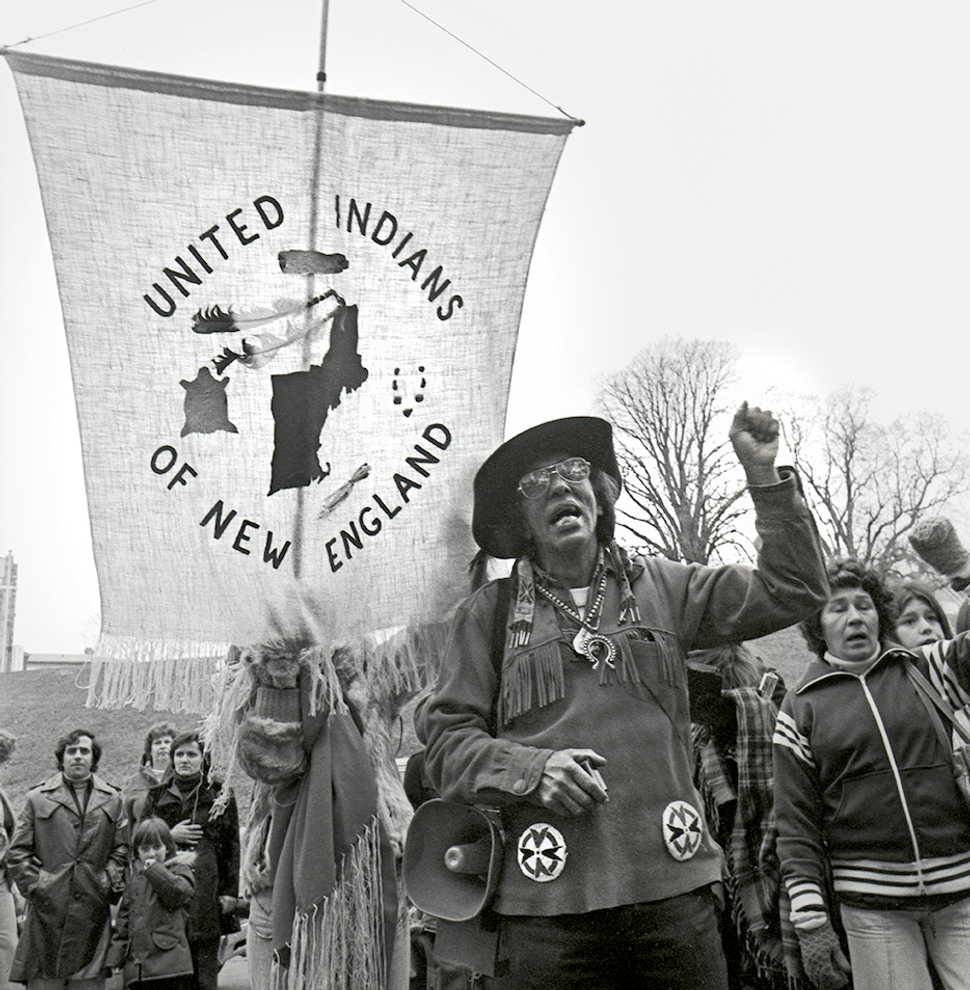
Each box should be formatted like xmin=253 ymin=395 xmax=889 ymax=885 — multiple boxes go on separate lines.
xmin=910 ymin=517 xmax=970 ymax=590
xmin=795 ymin=920 xmax=851 ymax=990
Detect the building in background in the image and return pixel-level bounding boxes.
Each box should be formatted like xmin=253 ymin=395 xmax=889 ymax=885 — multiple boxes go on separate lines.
xmin=22 ymin=653 xmax=86 ymax=670
xmin=0 ymin=555 xmax=84 ymax=671
xmin=0 ymin=552 xmax=22 ymax=672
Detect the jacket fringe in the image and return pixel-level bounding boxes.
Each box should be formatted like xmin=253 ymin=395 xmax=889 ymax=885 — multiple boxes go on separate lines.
xmin=611 ymin=629 xmax=683 ymax=687
xmin=649 ymin=630 xmax=684 ymax=686
xmin=601 ymin=631 xmax=645 ymax=687
xmin=273 ymin=817 xmax=387 ymax=990
xmin=499 ymin=630 xmax=683 ymax=726
xmin=499 ymin=642 xmax=565 ymax=727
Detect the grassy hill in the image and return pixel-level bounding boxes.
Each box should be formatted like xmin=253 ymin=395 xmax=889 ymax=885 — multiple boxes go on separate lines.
xmin=0 ymin=669 xmax=206 ymax=813
xmin=749 ymin=622 xmax=817 ymax=686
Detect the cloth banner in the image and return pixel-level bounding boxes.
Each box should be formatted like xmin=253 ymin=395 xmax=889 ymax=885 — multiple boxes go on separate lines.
xmin=6 ymin=51 xmax=575 ymax=710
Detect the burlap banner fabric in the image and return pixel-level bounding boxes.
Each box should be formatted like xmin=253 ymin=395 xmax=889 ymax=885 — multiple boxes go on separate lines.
xmin=6 ymin=51 xmax=575 ymax=709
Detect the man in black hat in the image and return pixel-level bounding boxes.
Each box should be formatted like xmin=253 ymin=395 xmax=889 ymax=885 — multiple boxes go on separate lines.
xmin=423 ymin=403 xmax=827 ymax=989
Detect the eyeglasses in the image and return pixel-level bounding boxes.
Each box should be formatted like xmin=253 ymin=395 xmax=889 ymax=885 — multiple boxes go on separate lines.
xmin=517 ymin=457 xmax=591 ymax=499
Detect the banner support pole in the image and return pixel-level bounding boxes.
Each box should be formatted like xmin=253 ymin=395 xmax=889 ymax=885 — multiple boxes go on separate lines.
xmin=291 ymin=0 xmax=331 ymax=580
xmin=317 ymin=0 xmax=330 ymax=91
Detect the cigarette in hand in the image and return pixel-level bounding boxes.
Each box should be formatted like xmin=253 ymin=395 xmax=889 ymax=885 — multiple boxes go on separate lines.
xmin=581 ymin=758 xmax=607 ymax=794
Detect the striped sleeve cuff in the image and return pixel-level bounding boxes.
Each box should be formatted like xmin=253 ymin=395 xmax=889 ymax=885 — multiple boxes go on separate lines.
xmin=785 ymin=876 xmax=827 ymax=929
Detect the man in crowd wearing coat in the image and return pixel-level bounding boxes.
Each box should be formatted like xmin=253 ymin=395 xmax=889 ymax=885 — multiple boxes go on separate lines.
xmin=423 ymin=405 xmax=828 ymax=990
xmin=6 ymin=728 xmax=128 ymax=989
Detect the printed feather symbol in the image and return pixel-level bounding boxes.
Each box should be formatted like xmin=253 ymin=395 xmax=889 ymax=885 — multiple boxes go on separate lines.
xmin=210 ymin=291 xmax=347 ymax=374
xmin=192 ymin=292 xmax=333 ymax=334
xmin=214 ymin=339 xmax=258 ymax=375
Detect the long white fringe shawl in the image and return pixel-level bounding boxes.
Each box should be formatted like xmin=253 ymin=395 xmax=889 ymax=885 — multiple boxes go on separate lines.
xmin=88 ymin=621 xmax=449 ymax=719
xmin=86 ymin=635 xmax=233 ymax=712
xmin=273 ymin=817 xmax=388 ymax=990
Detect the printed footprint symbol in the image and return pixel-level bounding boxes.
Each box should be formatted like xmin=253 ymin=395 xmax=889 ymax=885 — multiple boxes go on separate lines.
xmin=392 ymin=366 xmax=426 ymax=417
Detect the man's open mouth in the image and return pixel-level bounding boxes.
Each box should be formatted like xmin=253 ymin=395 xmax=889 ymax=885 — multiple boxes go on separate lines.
xmin=550 ymin=504 xmax=581 ymax=526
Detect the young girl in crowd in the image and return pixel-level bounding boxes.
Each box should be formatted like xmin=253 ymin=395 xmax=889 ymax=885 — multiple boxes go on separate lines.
xmin=113 ymin=817 xmax=195 ymax=990
xmin=893 ymin=578 xmax=954 ymax=649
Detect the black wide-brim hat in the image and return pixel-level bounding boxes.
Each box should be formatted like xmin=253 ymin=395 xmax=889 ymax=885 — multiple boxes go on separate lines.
xmin=472 ymin=416 xmax=621 ymax=559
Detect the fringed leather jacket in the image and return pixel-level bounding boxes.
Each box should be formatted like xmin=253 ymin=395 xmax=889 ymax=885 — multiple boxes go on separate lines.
xmin=425 ymin=471 xmax=826 ymax=916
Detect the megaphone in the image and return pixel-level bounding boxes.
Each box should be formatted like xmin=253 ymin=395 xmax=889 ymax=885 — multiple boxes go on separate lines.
xmin=403 ymin=798 xmax=504 ymax=922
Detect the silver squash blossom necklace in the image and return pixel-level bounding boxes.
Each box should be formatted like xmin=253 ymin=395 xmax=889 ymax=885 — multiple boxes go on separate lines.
xmin=537 ymin=570 xmax=617 ymax=669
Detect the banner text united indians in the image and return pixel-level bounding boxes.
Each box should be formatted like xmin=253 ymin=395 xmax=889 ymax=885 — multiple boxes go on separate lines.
xmin=5 ymin=51 xmax=575 ymax=701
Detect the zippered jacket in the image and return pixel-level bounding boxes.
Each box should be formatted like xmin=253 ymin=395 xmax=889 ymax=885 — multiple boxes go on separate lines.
xmin=774 ymin=638 xmax=970 ymax=914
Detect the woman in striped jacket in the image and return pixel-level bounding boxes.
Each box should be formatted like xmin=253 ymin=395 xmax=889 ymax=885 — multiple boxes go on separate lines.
xmin=773 ymin=559 xmax=970 ymax=990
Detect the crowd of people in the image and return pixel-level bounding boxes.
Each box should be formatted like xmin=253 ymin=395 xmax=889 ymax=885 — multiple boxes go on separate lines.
xmin=414 ymin=406 xmax=970 ymax=990
xmin=3 ymin=404 xmax=970 ymax=990
xmin=0 ymin=723 xmax=240 ymax=990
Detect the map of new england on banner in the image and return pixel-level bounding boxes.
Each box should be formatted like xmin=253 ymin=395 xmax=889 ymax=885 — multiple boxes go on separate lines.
xmin=7 ymin=52 xmax=575 ymax=708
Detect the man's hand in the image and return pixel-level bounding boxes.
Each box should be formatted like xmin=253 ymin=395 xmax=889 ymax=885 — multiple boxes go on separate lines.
xmin=171 ymin=820 xmax=203 ymax=847
xmin=219 ymin=895 xmax=238 ymax=913
xmin=535 ymin=749 xmax=608 ymax=817
xmin=729 ymin=402 xmax=782 ymax=487
xmin=96 ymin=869 xmax=113 ymax=895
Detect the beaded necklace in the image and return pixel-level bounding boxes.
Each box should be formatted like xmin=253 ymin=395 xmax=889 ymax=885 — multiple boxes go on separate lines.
xmin=536 ymin=568 xmax=617 ymax=669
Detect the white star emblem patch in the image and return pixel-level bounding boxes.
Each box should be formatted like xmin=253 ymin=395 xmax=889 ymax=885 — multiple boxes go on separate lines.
xmin=517 ymin=823 xmax=567 ymax=882
xmin=662 ymin=800 xmax=703 ymax=861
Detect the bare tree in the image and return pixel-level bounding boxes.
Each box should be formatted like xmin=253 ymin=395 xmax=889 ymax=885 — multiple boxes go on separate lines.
xmin=598 ymin=338 xmax=749 ymax=564
xmin=782 ymin=385 xmax=969 ymax=574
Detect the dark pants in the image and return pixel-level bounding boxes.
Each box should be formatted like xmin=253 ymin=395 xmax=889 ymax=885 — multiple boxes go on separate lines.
xmin=189 ymin=938 xmax=220 ymax=990
xmin=493 ymin=886 xmax=729 ymax=990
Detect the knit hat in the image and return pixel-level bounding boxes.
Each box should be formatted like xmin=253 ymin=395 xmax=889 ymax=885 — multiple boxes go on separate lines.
xmin=472 ymin=416 xmax=621 ymax=558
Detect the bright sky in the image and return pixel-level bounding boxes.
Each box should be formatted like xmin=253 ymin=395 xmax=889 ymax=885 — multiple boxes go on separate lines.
xmin=1 ymin=0 xmax=968 ymax=652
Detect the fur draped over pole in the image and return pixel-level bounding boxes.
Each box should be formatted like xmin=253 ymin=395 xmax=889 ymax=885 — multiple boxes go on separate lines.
xmin=207 ymin=622 xmax=448 ymax=990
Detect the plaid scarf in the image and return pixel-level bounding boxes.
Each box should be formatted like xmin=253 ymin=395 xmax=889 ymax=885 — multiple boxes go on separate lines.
xmin=759 ymin=815 xmax=805 ymax=989
xmin=759 ymin=797 xmax=846 ymax=989
xmin=694 ymin=683 xmax=808 ymax=989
